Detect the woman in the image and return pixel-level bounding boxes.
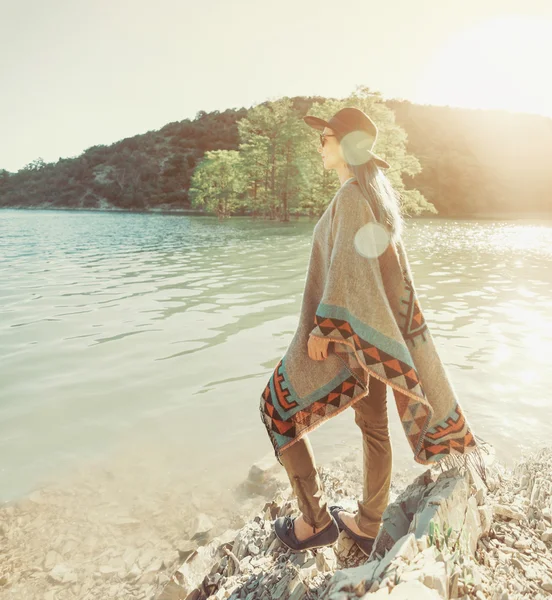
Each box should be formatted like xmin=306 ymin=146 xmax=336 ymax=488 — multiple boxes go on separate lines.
xmin=259 ymin=107 xmax=487 ymax=556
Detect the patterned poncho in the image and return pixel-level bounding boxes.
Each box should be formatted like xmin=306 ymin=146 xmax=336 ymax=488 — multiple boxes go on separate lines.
xmin=259 ymin=177 xmax=489 ymax=478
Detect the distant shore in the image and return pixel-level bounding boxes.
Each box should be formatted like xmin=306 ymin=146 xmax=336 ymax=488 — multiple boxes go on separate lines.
xmin=1 ymin=205 xmax=551 ymax=221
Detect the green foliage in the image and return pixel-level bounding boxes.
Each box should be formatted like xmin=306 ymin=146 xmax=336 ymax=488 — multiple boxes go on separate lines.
xmin=206 ymin=88 xmax=433 ymax=220
xmin=189 ymin=150 xmax=246 ymax=219
xmin=235 ymin=97 xmax=312 ymax=220
xmin=299 ymin=86 xmax=435 ymax=217
xmin=1 ymin=93 xmax=551 ymax=217
xmin=428 ymin=518 xmax=470 ymax=556
xmin=0 ymin=108 xmax=245 ymax=210
xmin=22 ymin=157 xmax=47 ymax=172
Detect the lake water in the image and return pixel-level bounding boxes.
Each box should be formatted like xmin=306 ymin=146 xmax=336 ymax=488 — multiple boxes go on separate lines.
xmin=2 ymin=209 xmax=552 ymax=507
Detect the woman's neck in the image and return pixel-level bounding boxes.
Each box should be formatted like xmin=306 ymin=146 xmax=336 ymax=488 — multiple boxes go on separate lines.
xmin=340 ymin=175 xmax=355 ymax=187
xmin=336 ymin=162 xmax=354 ymax=185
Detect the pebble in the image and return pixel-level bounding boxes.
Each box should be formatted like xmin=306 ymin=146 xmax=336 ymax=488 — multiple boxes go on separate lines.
xmin=248 ymin=543 xmax=260 ymax=556
xmin=541 ymin=528 xmax=552 ymax=542
xmin=492 ymin=505 xmax=527 ymax=523
xmin=49 ymin=563 xmax=77 ymax=584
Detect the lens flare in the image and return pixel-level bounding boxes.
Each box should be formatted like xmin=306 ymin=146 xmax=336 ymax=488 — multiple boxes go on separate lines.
xmin=340 ymin=130 xmax=376 ymax=166
xmin=354 ymin=222 xmax=390 ymax=258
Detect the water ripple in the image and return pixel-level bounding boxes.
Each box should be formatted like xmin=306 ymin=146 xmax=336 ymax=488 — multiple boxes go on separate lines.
xmin=1 ymin=210 xmax=552 ymax=502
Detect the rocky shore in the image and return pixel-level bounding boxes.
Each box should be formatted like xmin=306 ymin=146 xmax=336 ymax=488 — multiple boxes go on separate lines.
xmin=1 ymin=446 xmax=552 ymax=599
xmin=157 ymin=447 xmax=552 ymax=600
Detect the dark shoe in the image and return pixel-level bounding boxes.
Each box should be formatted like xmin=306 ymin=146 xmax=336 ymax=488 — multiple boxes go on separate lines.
xmin=329 ymin=505 xmax=375 ymax=557
xmin=273 ymin=515 xmax=339 ymax=552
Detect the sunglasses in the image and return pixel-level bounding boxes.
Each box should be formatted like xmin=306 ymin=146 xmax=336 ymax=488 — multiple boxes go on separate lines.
xmin=319 ymin=133 xmax=336 ymax=147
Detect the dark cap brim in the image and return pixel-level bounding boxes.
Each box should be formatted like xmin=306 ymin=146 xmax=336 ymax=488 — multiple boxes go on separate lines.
xmin=370 ymin=153 xmax=391 ymax=169
xmin=302 ymin=116 xmax=330 ymax=131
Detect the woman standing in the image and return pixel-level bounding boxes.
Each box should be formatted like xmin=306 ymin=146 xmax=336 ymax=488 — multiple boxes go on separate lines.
xmin=259 ymin=107 xmax=486 ymax=556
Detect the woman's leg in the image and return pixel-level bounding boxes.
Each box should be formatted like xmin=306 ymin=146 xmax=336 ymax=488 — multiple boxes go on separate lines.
xmin=351 ymin=374 xmax=393 ymax=538
xmin=279 ymin=435 xmax=333 ymax=535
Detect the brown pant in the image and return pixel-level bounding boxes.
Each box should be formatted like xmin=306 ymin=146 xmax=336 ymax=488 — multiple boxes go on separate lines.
xmin=279 ymin=375 xmax=392 ymax=537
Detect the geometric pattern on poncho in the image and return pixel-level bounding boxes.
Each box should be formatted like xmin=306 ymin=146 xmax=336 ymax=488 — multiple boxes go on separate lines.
xmin=398 ymin=270 xmax=429 ymax=347
xmin=311 ymin=313 xmax=477 ymax=465
xmin=313 ymin=314 xmax=423 ymax=393
xmin=259 ymin=356 xmax=367 ymax=459
xmin=417 ymin=403 xmax=477 ymax=461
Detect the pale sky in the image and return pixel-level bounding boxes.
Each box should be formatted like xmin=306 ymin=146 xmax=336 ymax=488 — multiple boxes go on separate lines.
xmin=1 ymin=0 xmax=552 ymax=173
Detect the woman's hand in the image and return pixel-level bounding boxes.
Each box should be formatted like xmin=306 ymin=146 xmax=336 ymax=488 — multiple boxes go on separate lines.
xmin=308 ymin=334 xmax=330 ymax=360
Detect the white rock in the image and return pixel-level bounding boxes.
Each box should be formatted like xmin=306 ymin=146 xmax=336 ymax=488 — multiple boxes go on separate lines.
xmin=248 ymin=542 xmax=260 ymax=556
xmin=410 ymin=471 xmax=469 ymax=540
xmin=373 ymin=533 xmax=419 ymax=580
xmin=416 ymin=536 xmax=429 ymax=552
xmin=541 ymin=528 xmax=552 ymax=542
xmin=369 ymin=588 xmax=391 ymax=597
xmin=475 ymin=486 xmax=486 ymax=506
xmin=513 ymin=537 xmax=531 ymax=550
xmin=325 ymin=561 xmax=379 ymax=595
xmin=335 ymin=531 xmax=357 ymax=560
xmin=139 ymin=570 xmax=158 ymax=584
xmin=300 ymin=564 xmax=318 ymax=579
xmin=421 ymin=560 xmax=447 ymax=598
xmin=99 ymin=565 xmax=118 ymax=578
xmin=28 ymin=490 xmax=47 ymax=505
xmin=464 ymin=495 xmax=483 ymax=555
xmin=289 ymin=579 xmax=308 ymax=600
xmin=108 ymin=583 xmax=122 ymax=597
xmin=122 ymin=547 xmax=140 ymax=568
xmin=215 ymin=587 xmax=229 ymax=600
xmin=248 ymin=453 xmax=281 ymax=483
xmin=388 ymin=580 xmax=444 ymax=599
xmin=137 ymin=548 xmax=158 ymax=569
xmin=492 ymin=504 xmax=526 ymax=522
xmin=190 ymin=513 xmax=214 ymax=539
xmin=44 ymin=550 xmax=63 ymax=570
xmin=416 ymin=546 xmax=439 ymax=565
xmin=267 ymin=537 xmax=281 ymax=553
xmin=398 ymin=568 xmax=424 ymax=583
xmin=60 ymin=539 xmax=78 ymax=555
xmin=108 ymin=516 xmax=141 ymax=528
xmin=478 ymin=506 xmax=493 ymax=537
xmin=126 ymin=563 xmax=142 ymax=581
xmin=49 ymin=563 xmax=77 ymax=584
xmin=144 ymin=558 xmax=163 ymax=573
xmin=315 ymin=549 xmax=335 ymax=572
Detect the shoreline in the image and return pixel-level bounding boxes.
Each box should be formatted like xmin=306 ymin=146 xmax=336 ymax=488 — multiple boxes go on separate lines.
xmin=1 ymin=443 xmax=552 ymax=599
xmin=160 ymin=444 xmax=552 ymax=600
xmin=1 ymin=205 xmax=551 ymax=222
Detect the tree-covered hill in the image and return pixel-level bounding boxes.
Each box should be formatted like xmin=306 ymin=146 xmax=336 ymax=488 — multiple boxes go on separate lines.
xmin=388 ymin=100 xmax=552 ymax=216
xmin=1 ymin=90 xmax=551 ymax=218
xmin=0 ymin=107 xmax=248 ymax=212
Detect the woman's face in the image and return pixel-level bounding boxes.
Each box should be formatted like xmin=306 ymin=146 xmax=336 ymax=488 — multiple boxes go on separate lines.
xmin=318 ymin=127 xmax=342 ymax=170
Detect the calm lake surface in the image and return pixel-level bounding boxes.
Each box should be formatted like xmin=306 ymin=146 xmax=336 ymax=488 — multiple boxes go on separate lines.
xmin=1 ymin=209 xmax=552 ymax=504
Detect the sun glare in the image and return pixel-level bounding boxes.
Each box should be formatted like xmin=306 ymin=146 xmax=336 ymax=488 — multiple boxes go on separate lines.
xmin=414 ymin=15 xmax=552 ymax=117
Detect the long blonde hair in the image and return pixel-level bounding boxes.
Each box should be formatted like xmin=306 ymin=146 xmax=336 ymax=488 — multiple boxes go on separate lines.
xmin=348 ymin=160 xmax=405 ymax=245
